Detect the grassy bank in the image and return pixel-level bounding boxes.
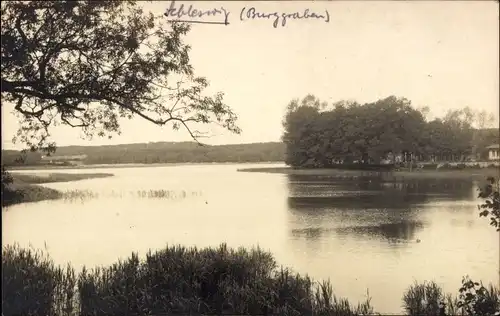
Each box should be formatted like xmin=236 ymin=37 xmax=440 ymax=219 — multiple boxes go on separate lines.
xmin=2 ymin=172 xmax=113 ymax=207
xmin=2 ymin=244 xmax=498 ymax=316
xmin=238 ymin=166 xmax=500 ymax=180
xmin=11 ymin=172 xmax=113 ymax=184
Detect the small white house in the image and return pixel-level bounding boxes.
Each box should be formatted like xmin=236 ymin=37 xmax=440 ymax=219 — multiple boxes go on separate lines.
xmin=40 ymin=154 xmax=88 ymax=165
xmin=487 ymin=144 xmax=500 ymax=161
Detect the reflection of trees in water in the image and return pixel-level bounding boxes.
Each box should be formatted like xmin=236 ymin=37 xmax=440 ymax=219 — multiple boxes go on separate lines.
xmin=286 ymin=175 xmax=475 ymax=244
xmin=287 ymin=175 xmax=474 ymax=210
xmin=335 ymin=221 xmax=424 ymax=243
xmin=288 ymin=194 xmax=430 ymax=210
xmin=290 ymin=221 xmax=424 ymax=243
xmin=291 ymin=227 xmax=325 ymax=240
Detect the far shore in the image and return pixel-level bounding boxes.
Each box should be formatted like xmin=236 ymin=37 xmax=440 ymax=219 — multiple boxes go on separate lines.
xmin=6 ymin=161 xmax=284 ymax=171
xmin=237 ymin=166 xmax=500 ymax=180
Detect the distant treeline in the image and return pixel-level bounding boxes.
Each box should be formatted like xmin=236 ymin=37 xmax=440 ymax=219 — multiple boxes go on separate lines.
xmin=282 ymin=95 xmax=499 ymax=168
xmin=1 ymin=142 xmax=285 ymax=166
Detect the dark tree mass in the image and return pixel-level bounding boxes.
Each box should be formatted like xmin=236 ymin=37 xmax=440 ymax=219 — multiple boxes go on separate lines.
xmin=282 ymin=95 xmax=498 ymax=168
xmin=1 ymin=1 xmax=240 ymax=152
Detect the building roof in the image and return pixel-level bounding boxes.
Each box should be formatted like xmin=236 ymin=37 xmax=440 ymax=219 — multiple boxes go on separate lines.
xmin=486 ymin=144 xmax=500 ymax=149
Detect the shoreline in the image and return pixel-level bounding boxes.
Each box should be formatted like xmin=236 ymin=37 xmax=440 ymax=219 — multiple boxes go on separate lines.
xmin=5 ymin=161 xmax=284 ymax=171
xmin=2 ymin=172 xmax=114 ymax=207
xmin=237 ymin=166 xmax=500 ymax=180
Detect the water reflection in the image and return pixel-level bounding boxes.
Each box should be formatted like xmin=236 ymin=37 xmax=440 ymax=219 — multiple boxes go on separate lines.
xmin=335 ymin=221 xmax=424 ymax=243
xmin=291 ymin=221 xmax=424 ymax=243
xmin=286 ymin=176 xmax=475 ymax=243
xmin=282 ymin=174 xmax=497 ymax=314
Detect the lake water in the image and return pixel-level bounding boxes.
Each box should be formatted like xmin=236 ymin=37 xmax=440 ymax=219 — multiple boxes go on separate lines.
xmin=2 ymin=163 xmax=499 ymax=314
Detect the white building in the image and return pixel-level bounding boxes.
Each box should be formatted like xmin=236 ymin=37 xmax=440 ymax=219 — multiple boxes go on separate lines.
xmin=487 ymin=144 xmax=499 ymax=161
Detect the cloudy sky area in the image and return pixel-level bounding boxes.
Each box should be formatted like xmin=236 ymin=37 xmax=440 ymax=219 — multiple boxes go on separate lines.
xmin=2 ymin=1 xmax=499 ymax=149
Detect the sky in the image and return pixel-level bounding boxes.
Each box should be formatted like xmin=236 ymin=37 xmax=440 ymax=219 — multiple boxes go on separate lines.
xmin=2 ymin=1 xmax=499 ymax=149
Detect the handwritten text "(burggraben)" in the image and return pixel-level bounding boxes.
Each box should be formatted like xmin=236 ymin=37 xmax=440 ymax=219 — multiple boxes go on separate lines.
xmin=240 ymin=7 xmax=330 ymax=28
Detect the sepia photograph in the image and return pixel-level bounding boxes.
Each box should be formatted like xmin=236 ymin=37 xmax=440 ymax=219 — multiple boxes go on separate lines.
xmin=1 ymin=1 xmax=499 ymax=315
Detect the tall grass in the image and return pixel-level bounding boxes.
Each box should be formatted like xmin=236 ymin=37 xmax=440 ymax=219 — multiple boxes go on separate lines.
xmin=135 ymin=189 xmax=201 ymax=199
xmin=403 ymin=281 xmax=446 ymax=316
xmin=2 ymin=183 xmax=63 ymax=207
xmin=3 ymin=244 xmax=376 ymax=316
xmin=11 ymin=172 xmax=113 ymax=184
xmin=60 ymin=189 xmax=202 ymax=203
xmin=62 ymin=190 xmax=99 ymax=202
xmin=3 ymin=244 xmax=498 ymax=315
xmin=2 ymin=245 xmax=77 ymax=316
xmin=402 ymin=280 xmax=500 ymax=316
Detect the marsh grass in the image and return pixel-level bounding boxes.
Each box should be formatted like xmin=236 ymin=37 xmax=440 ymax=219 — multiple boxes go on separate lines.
xmin=2 ymin=244 xmax=77 ymax=316
xmin=403 ymin=281 xmax=444 ymax=316
xmin=60 ymin=189 xmax=202 ymax=203
xmin=3 ymin=244 xmax=376 ymax=316
xmin=12 ymin=172 xmax=113 ymax=184
xmin=2 ymin=172 xmax=113 ymax=207
xmin=62 ymin=190 xmax=99 ymax=203
xmin=2 ymin=182 xmax=63 ymax=207
xmin=402 ymin=280 xmax=500 ymax=316
xmin=4 ymin=244 xmax=497 ymax=316
xmin=135 ymin=189 xmax=201 ymax=199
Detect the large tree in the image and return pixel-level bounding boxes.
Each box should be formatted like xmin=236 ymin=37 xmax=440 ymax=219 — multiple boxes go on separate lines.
xmin=1 ymin=1 xmax=240 ymax=152
xmin=282 ymin=95 xmax=429 ymax=168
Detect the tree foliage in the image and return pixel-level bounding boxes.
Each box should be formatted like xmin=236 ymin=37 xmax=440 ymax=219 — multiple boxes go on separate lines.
xmin=1 ymin=1 xmax=240 ymax=152
xmin=1 ymin=166 xmax=24 ymax=206
xmin=282 ymin=95 xmax=498 ymax=168
xmin=478 ymin=176 xmax=500 ymax=231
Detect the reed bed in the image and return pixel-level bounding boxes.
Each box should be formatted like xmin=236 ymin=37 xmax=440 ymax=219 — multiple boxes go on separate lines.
xmin=2 ymin=183 xmax=63 ymax=207
xmin=12 ymin=172 xmax=113 ymax=184
xmin=2 ymin=245 xmax=77 ymax=316
xmin=3 ymin=172 xmax=111 ymax=207
xmin=402 ymin=280 xmax=500 ymax=316
xmin=3 ymin=243 xmax=376 ymax=316
xmin=59 ymin=189 xmax=203 ymax=203
xmin=4 ymin=243 xmax=498 ymax=316
xmin=62 ymin=190 xmax=100 ymax=202
xmin=135 ymin=189 xmax=202 ymax=199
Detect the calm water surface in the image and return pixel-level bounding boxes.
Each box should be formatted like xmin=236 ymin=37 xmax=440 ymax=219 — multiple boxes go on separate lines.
xmin=3 ymin=163 xmax=499 ymax=314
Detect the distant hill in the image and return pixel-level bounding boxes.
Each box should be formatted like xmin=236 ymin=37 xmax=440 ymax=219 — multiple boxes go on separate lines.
xmin=1 ymin=142 xmax=285 ymax=166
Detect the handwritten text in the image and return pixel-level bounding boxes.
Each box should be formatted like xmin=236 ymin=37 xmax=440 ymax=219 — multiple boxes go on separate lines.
xmin=240 ymin=7 xmax=330 ymax=28
xmin=164 ymin=1 xmax=230 ymax=25
xmin=163 ymin=2 xmax=331 ymax=28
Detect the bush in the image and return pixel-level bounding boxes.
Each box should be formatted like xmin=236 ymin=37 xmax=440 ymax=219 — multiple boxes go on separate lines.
xmin=2 ymin=245 xmax=76 ymax=316
xmin=402 ymin=279 xmax=500 ymax=316
xmin=403 ymin=281 xmax=447 ymax=316
xmin=457 ymin=276 xmax=500 ymax=316
xmin=1 ymin=166 xmax=25 ymax=206
xmin=4 ymin=243 xmax=498 ymax=316
xmin=1 ymin=167 xmax=64 ymax=207
xmin=3 ymin=244 xmax=376 ymax=316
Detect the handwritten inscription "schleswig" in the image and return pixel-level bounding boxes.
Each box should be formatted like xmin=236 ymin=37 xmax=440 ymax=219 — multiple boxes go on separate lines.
xmin=164 ymin=1 xmax=230 ymax=25
xmin=240 ymin=7 xmax=330 ymax=28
